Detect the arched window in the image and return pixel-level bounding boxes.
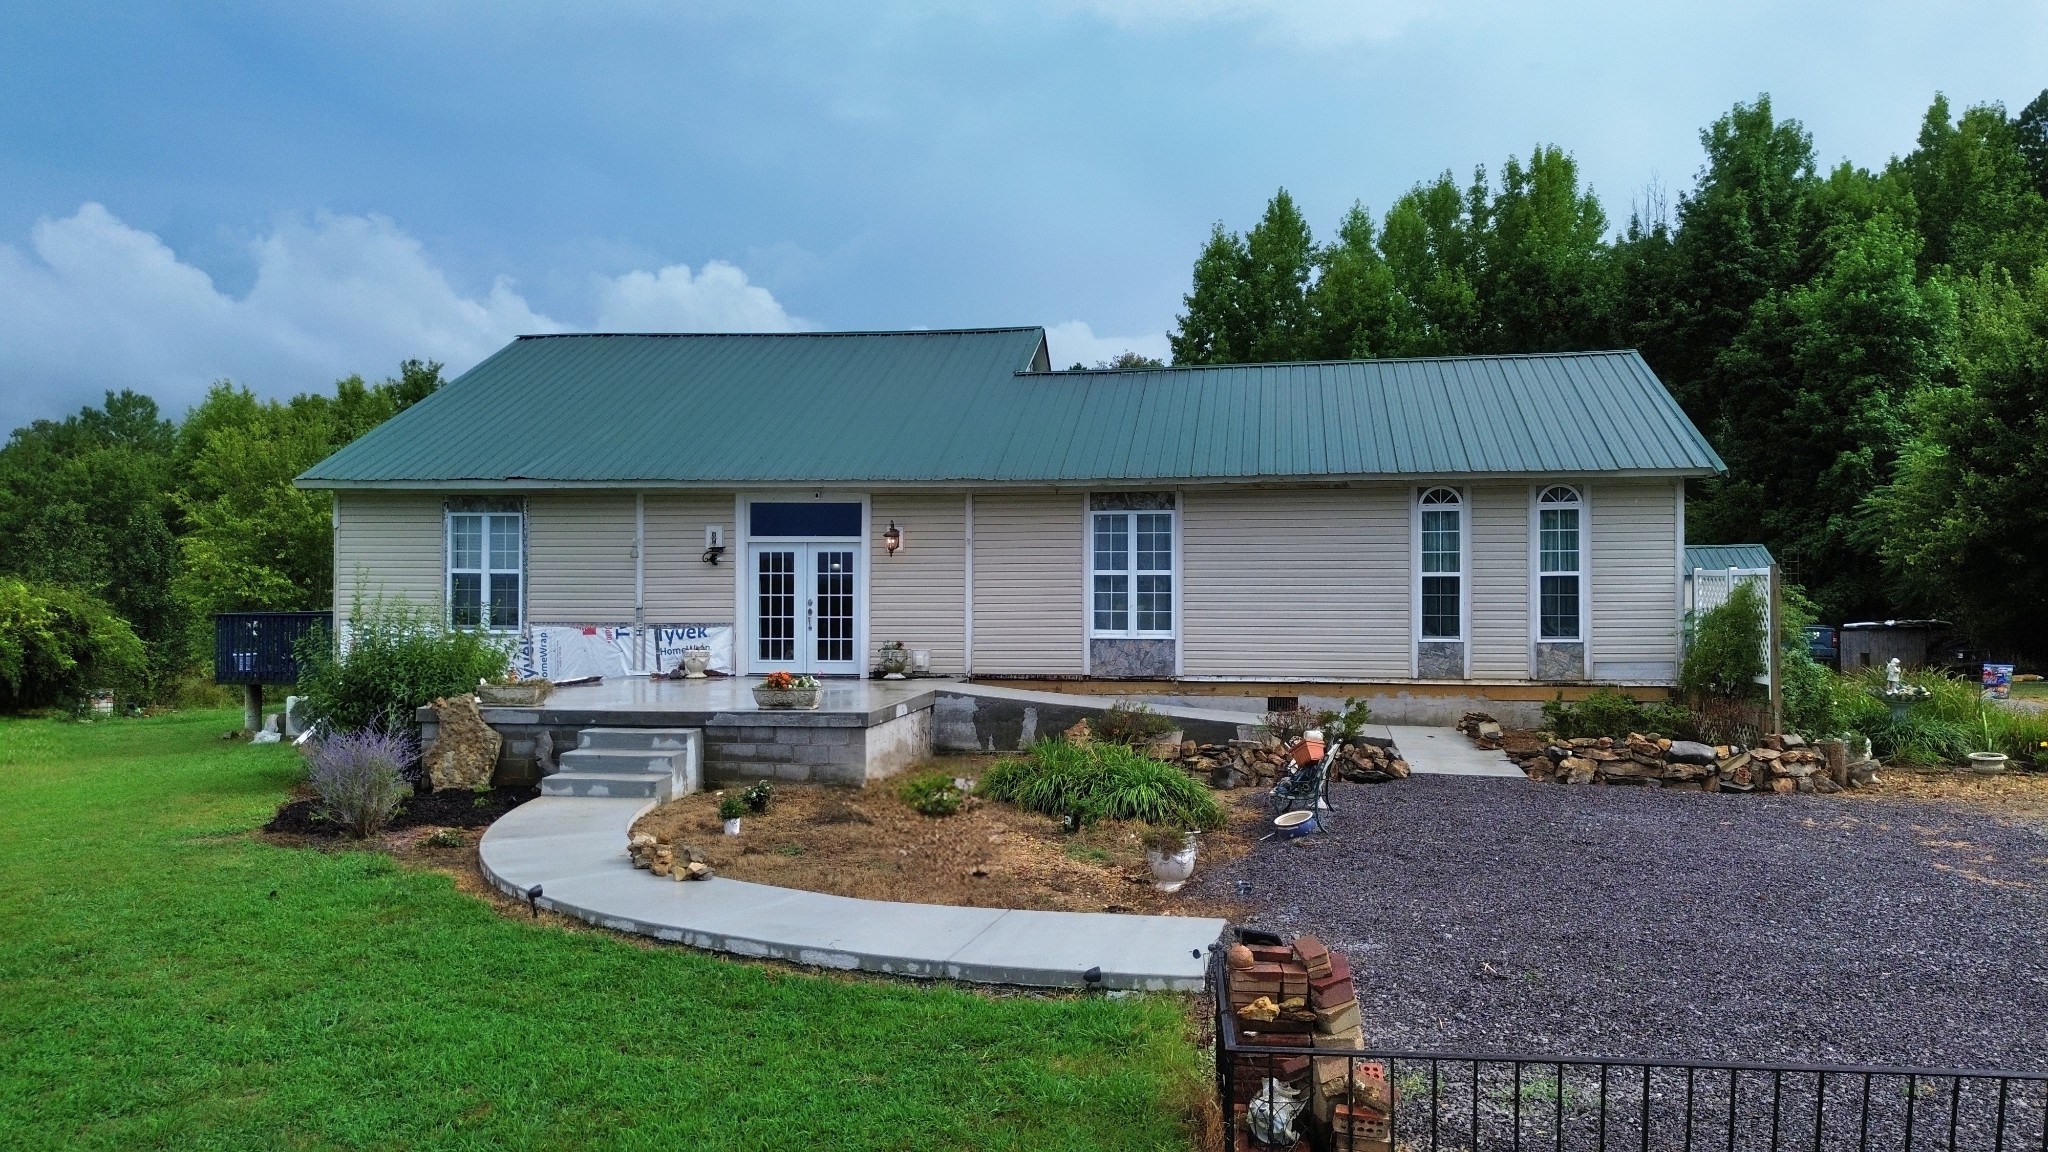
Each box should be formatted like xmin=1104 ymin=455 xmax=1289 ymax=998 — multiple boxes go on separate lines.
xmin=1418 ymin=487 xmax=1462 ymax=639
xmin=1537 ymin=486 xmax=1582 ymax=640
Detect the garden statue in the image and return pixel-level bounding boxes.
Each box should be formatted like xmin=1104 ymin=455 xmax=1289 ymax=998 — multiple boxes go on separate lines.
xmin=1885 ymin=657 xmax=1903 ymax=693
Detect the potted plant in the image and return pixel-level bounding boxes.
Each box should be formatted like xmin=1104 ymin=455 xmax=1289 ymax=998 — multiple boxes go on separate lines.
xmin=742 ymin=780 xmax=773 ymax=814
xmin=477 ymin=672 xmax=554 ymax=707
xmin=1143 ymin=827 xmax=1199 ymax=892
xmin=1968 ymin=713 xmax=2009 ymax=774
xmin=876 ymin=641 xmax=910 ymax=678
xmin=718 ymin=793 xmax=746 ymax=835
xmin=752 ymin=671 xmax=820 ymax=709
xmin=680 ymin=646 xmax=712 ymax=678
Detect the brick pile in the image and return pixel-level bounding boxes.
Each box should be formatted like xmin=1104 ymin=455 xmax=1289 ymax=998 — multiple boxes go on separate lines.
xmin=1225 ymin=935 xmax=1392 ymax=1152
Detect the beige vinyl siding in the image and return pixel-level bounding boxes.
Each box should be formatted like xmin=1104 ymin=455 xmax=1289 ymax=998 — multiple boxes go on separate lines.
xmin=1180 ymin=486 xmax=1409 ymax=679
xmin=971 ymin=492 xmax=1084 ymax=675
xmin=1468 ymin=484 xmax=1531 ymax=679
xmin=1590 ymin=480 xmax=1682 ymax=679
xmin=644 ymin=493 xmax=736 ymax=621
xmin=527 ymin=493 xmax=637 ymax=622
xmin=333 ymin=491 xmax=445 ymax=627
xmin=870 ymin=493 xmax=967 ymax=675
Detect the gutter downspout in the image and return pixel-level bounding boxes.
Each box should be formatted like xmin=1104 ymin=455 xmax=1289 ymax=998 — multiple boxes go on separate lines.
xmin=634 ymin=493 xmax=646 ymax=673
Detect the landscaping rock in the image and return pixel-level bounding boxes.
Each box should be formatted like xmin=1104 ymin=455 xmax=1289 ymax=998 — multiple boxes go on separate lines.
xmin=1666 ymin=740 xmax=1718 ymax=764
xmin=421 ymin=694 xmax=501 ymax=791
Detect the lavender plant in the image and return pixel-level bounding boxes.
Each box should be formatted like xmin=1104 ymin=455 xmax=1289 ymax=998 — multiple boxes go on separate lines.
xmin=307 ymin=728 xmax=415 ymax=838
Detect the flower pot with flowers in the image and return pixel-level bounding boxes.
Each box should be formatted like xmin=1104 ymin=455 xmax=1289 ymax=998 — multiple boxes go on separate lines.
xmin=476 ymin=670 xmax=554 ymax=707
xmin=752 ymin=671 xmax=821 ymax=709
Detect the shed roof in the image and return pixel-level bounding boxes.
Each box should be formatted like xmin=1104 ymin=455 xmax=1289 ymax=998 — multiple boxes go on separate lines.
xmin=1683 ymin=544 xmax=1776 ymax=573
xmin=298 ymin=328 xmax=1725 ymax=489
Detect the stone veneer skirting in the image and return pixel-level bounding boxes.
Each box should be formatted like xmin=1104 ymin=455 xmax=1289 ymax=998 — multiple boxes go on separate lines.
xmin=1089 ymin=638 xmax=1176 ymax=678
xmin=1416 ymin=641 xmax=1464 ymax=678
xmin=1535 ymin=641 xmax=1586 ymax=680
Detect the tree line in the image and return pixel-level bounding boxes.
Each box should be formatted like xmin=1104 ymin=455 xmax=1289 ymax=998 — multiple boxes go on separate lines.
xmin=0 ymin=363 xmax=441 ymax=706
xmin=1170 ymin=91 xmax=2048 ymax=658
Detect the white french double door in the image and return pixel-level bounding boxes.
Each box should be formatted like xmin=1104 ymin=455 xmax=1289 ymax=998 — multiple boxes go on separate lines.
xmin=748 ymin=543 xmax=861 ymax=675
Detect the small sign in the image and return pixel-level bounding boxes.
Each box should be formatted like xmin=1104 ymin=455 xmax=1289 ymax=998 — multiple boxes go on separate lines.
xmin=1982 ymin=663 xmax=2015 ymax=700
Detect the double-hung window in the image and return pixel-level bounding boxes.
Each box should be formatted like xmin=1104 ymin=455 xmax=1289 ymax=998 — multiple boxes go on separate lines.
xmin=449 ymin=511 xmax=523 ymax=630
xmin=1537 ymin=485 xmax=1582 ymax=640
xmin=1091 ymin=503 xmax=1174 ymax=636
xmin=1418 ymin=488 xmax=1462 ymax=639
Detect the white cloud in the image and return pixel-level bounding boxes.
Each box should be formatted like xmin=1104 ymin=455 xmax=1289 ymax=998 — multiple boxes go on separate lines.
xmin=1063 ymin=0 xmax=1456 ymax=46
xmin=594 ymin=261 xmax=801 ymax=332
xmin=1044 ymin=319 xmax=1171 ymax=369
xmin=0 ymin=203 xmax=802 ymax=430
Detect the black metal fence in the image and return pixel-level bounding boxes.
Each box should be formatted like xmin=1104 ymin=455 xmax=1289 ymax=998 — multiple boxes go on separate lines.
xmin=213 ymin=612 xmax=332 ymax=684
xmin=1212 ymin=954 xmax=2048 ymax=1152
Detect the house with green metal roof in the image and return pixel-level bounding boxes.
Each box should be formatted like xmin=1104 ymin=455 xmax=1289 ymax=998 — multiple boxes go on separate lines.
xmin=298 ymin=327 xmax=1725 ymax=720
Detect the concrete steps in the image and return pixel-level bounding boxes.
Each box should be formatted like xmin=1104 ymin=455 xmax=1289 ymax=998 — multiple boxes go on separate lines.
xmin=541 ymin=727 xmax=702 ymax=801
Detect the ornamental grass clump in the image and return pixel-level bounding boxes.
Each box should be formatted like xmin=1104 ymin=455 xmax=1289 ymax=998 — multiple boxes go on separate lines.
xmin=979 ymin=740 xmax=1224 ymax=831
xmin=896 ymin=771 xmax=964 ymax=817
xmin=306 ymin=728 xmax=415 ymax=838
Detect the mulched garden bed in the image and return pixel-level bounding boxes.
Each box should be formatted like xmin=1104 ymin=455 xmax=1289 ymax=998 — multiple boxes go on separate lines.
xmin=265 ymin=784 xmax=539 ymax=837
xmin=1189 ymin=774 xmax=2048 ymax=1070
xmin=630 ymin=759 xmax=1259 ymax=917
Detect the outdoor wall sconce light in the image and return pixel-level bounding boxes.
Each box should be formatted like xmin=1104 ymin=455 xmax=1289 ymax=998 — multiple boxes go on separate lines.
xmin=702 ymin=524 xmax=726 ymax=565
xmin=883 ymin=521 xmax=902 ymax=555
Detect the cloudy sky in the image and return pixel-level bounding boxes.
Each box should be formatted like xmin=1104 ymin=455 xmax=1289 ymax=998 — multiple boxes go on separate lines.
xmin=2 ymin=2 xmax=2044 ymax=429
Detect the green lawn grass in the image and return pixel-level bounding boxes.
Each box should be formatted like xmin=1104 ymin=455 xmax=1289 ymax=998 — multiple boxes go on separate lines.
xmin=0 ymin=710 xmax=1203 ymax=1151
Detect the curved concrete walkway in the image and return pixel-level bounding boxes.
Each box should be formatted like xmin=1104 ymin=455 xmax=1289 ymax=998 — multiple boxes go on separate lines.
xmin=479 ymin=796 xmax=1224 ymax=991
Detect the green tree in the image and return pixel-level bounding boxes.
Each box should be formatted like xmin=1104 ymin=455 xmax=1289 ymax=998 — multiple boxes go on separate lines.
xmin=2016 ymin=88 xmax=2048 ymax=199
xmin=1889 ymin=94 xmax=2048 ymax=278
xmin=1169 ymin=190 xmax=1317 ymax=363
xmin=1304 ymin=203 xmax=1410 ymax=359
xmin=1866 ymin=267 xmax=2048 ymax=657
xmin=1376 ymin=172 xmax=1484 ymax=354
xmin=1702 ymin=212 xmax=1957 ymax=618
xmin=0 ymin=391 xmax=180 ymax=691
xmin=0 ymin=577 xmax=146 ymax=709
xmin=1473 ymin=145 xmax=1613 ymax=352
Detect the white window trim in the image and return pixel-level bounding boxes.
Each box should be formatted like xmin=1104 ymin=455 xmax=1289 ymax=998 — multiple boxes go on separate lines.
xmin=1086 ymin=499 xmax=1178 ymax=640
xmin=445 ymin=508 xmax=525 ymax=633
xmin=1529 ymin=484 xmax=1589 ymax=646
xmin=1410 ymin=485 xmax=1468 ymax=676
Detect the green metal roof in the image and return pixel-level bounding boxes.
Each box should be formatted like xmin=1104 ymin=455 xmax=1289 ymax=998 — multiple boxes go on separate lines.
xmin=298 ymin=329 xmax=1725 ymax=488
xmin=1684 ymin=544 xmax=1775 ymax=572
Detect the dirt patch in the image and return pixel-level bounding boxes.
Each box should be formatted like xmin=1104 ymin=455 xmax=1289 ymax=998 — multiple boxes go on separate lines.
xmin=263 ymin=784 xmax=539 ymax=838
xmin=1844 ymin=765 xmax=2048 ymax=819
xmin=630 ymin=756 xmax=1259 ymax=917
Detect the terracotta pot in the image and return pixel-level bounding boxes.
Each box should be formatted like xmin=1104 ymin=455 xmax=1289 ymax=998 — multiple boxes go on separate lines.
xmin=1291 ymin=739 xmax=1326 ymax=766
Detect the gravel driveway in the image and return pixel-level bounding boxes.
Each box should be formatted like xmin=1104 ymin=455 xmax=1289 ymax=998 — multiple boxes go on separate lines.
xmin=1192 ymin=775 xmax=2048 ymax=1071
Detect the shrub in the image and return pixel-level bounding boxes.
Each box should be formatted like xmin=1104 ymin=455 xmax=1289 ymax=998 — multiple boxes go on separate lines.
xmin=1541 ymin=689 xmax=1700 ymax=741
xmin=1261 ymin=707 xmax=1317 ymax=743
xmin=716 ymin=794 xmax=747 ymax=821
xmin=741 ymin=781 xmax=774 ymax=814
xmin=1680 ymin=582 xmax=1768 ymax=702
xmin=307 ymin=728 xmax=414 ymax=838
xmin=896 ymin=771 xmax=964 ymax=817
xmin=0 ymin=578 xmax=146 ymax=711
xmin=1092 ymin=701 xmax=1175 ymax=746
xmin=294 ymin=592 xmax=513 ymax=743
xmin=979 ymin=740 xmax=1224 ymax=830
xmin=1313 ymin=697 xmax=1374 ymax=742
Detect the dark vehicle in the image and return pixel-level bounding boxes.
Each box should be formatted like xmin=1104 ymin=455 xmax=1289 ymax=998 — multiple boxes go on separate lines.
xmin=1803 ymin=624 xmax=1839 ymax=668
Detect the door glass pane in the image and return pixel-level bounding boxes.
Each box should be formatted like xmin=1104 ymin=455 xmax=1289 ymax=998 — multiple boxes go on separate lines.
xmin=450 ymin=573 xmax=482 ymax=628
xmin=814 ymin=550 xmax=855 ymax=663
xmin=757 ymin=550 xmax=796 ymax=662
xmin=488 ymin=573 xmax=520 ymax=630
